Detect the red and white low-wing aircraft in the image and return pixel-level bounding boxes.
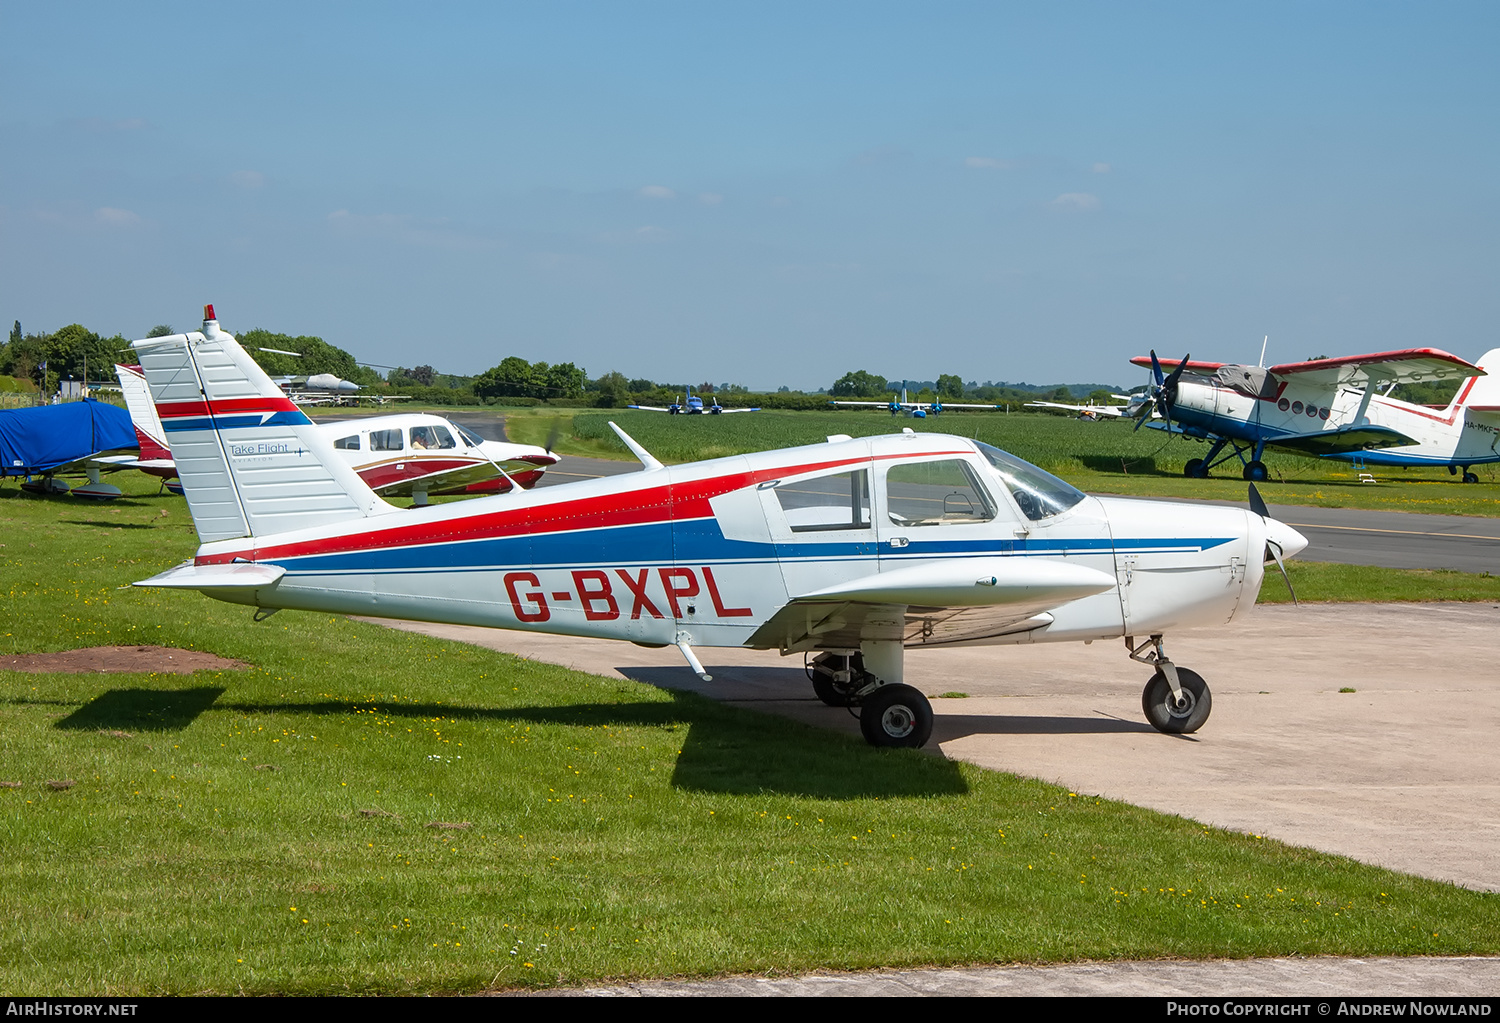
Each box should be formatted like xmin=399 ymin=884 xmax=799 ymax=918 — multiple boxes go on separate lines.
xmin=130 ymin=307 xmax=1307 ymax=748
xmin=1129 ymin=347 xmax=1500 ymax=482
xmin=116 ymin=358 xmax=558 ymax=502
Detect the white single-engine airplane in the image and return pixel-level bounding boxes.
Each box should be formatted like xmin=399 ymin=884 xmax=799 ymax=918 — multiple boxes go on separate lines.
xmin=1130 ymin=347 xmax=1500 ymax=482
xmin=116 ymin=357 xmax=558 ymax=503
xmin=1025 ymin=395 xmax=1144 ymax=421
xmin=830 ymin=384 xmax=1003 ymax=418
xmin=131 ymin=307 xmax=1308 ymax=748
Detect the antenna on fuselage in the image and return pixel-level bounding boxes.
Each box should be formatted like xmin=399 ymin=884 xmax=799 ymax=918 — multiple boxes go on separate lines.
xmin=608 ymin=422 xmax=664 ymax=472
xmin=1258 ymin=335 xmax=1269 ymax=369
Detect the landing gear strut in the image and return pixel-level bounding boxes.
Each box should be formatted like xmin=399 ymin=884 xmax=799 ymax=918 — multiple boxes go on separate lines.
xmin=1127 ymin=635 xmax=1213 ymax=734
xmin=808 ymin=647 xmax=934 ymax=749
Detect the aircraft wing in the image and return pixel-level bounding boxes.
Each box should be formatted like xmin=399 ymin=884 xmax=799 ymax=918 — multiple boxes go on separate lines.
xmin=1268 ymin=349 xmax=1481 ymax=387
xmin=1276 ymin=425 xmax=1420 ymax=455
xmin=745 ymin=558 xmax=1116 ymax=652
xmin=715 ymin=407 xmax=761 ymax=413
xmin=929 ymin=402 xmax=1005 ymax=410
xmin=1024 ymin=401 xmax=1130 ymax=417
xmin=827 ymin=401 xmax=893 ymax=407
xmin=626 ymin=404 xmax=674 ymax=412
xmin=1130 ymin=357 xmax=1227 ymax=373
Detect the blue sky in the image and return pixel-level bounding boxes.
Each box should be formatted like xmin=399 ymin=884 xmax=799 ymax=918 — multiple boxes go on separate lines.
xmin=4 ymin=2 xmax=1497 ymax=389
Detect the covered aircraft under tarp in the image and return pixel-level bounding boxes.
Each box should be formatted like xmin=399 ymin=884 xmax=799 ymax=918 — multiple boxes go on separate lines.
xmin=0 ymin=399 xmax=137 ymax=477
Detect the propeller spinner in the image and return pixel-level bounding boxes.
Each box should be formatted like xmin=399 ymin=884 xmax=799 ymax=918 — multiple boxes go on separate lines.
xmin=1133 ymin=350 xmax=1191 ymax=431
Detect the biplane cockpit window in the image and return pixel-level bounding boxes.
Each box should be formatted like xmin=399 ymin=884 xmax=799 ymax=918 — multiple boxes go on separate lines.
xmin=772 ymin=469 xmax=871 ymax=532
xmin=885 ymin=459 xmax=996 ymax=526
xmin=976 ymin=442 xmax=1085 ymax=520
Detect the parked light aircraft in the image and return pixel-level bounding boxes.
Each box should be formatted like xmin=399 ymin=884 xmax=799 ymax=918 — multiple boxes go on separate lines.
xmin=830 ymin=384 xmax=1004 ymax=418
xmin=130 ymin=307 xmax=1308 ymax=748
xmin=629 ymin=388 xmax=760 ymax=415
xmin=115 ymin=361 xmax=558 ymax=503
xmin=1130 ymin=347 xmax=1500 ymax=482
xmin=0 ymin=399 xmax=139 ymax=498
xmin=1025 ymin=395 xmax=1143 ymax=421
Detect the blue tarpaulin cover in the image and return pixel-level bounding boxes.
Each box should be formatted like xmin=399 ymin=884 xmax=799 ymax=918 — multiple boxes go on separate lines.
xmin=0 ymin=400 xmax=138 ymax=476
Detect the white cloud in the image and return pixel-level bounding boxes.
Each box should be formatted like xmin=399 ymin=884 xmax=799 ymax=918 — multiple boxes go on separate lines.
xmin=965 ymin=156 xmax=1016 ymax=170
xmin=1092 ymin=162 xmax=1112 ymax=174
xmin=231 ymin=170 xmax=266 ymax=189
xmin=697 ymin=192 xmax=724 ymax=206
xmin=638 ymin=185 xmax=675 ymax=200
xmin=1050 ymin=192 xmax=1101 ymax=211
xmin=94 ymin=207 xmax=141 ymax=227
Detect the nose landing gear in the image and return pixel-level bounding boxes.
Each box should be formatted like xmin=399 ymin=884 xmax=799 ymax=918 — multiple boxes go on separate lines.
xmin=1128 ymin=635 xmax=1213 ymax=734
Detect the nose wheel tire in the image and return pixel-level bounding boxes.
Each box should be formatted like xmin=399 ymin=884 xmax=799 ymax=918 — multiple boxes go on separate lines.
xmin=1142 ymin=667 xmax=1212 ymax=734
xmin=859 ymin=684 xmax=934 ymax=749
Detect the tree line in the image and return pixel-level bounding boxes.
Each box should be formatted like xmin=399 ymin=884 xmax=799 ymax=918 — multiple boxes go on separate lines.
xmin=1 ymin=319 xmax=1132 ymax=408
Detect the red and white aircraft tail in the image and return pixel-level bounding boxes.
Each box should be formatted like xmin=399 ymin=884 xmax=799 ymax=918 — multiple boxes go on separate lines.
xmin=1450 ymin=348 xmax=1500 ymax=413
xmin=132 ymin=305 xmax=393 ymax=542
xmin=114 ymin=363 xmax=173 ymax=463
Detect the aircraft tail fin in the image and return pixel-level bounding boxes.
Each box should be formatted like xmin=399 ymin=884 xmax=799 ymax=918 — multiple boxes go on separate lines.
xmin=1452 ymin=349 xmax=1500 ymax=412
xmin=114 ymin=363 xmax=172 ymax=461
xmin=132 ymin=305 xmax=391 ymax=543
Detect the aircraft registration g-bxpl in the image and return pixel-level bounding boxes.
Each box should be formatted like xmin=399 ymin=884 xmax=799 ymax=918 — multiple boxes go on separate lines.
xmin=131 ymin=307 xmax=1308 ymax=749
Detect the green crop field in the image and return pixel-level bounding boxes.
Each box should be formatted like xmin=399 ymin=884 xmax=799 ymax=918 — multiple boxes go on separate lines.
xmin=499 ymin=408 xmax=1500 ymax=518
xmin=3 ymin=472 xmax=1498 ymax=994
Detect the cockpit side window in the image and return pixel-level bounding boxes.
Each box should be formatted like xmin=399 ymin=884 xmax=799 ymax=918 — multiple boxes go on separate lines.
xmin=369 ymin=429 xmax=403 ymax=452
xmin=771 ymin=469 xmax=871 ymax=532
xmin=885 ymin=459 xmax=996 ymax=526
xmin=333 ymin=435 xmax=361 ymax=450
xmin=976 ymin=442 xmax=1086 ymax=521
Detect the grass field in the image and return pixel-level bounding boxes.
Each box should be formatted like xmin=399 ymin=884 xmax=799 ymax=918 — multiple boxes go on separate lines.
xmin=500 ymin=408 xmax=1500 ymax=518
xmin=3 ymin=473 xmax=1499 ymax=994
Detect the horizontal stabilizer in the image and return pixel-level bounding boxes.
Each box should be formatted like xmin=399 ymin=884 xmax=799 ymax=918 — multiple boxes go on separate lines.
xmin=134 ymin=560 xmax=286 ymax=592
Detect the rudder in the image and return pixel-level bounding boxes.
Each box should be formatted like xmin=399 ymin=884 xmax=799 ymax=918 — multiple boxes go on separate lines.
xmin=133 ymin=306 xmax=391 ymax=543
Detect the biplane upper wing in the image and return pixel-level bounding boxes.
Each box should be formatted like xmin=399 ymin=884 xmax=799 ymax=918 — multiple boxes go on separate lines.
xmin=1267 ymin=349 xmax=1481 ymax=388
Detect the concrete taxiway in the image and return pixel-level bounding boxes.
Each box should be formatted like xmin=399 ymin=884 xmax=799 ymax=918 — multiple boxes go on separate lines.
xmin=383 ymin=602 xmax=1500 ymax=894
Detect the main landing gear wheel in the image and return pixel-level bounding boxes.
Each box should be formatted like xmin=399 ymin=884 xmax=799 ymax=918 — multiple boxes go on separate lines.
xmin=1183 ymin=458 xmax=1208 ymax=479
xmin=859 ymin=684 xmax=934 ymax=749
xmin=1243 ymin=460 xmax=1268 ymax=482
xmin=1464 ymin=472 xmax=1480 ymax=484
xmin=1141 ymin=667 xmax=1212 ymax=734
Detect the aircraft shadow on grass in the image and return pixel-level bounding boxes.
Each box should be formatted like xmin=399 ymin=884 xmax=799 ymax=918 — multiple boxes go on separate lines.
xmin=56 ymin=686 xmax=227 ymax=732
xmin=47 ymin=684 xmax=969 ymax=798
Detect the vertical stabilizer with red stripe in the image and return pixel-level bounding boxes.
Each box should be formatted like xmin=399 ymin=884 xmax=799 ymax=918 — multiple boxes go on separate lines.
xmin=132 ymin=306 xmax=392 ymax=543
xmin=1454 ymin=349 xmax=1500 ymax=413
xmin=114 ymin=363 xmax=173 ymax=461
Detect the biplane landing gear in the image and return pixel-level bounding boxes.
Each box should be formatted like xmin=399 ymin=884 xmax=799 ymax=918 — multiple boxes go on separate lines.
xmin=1127 ymin=635 xmax=1212 ymax=735
xmin=859 ymin=684 xmax=934 ymax=749
xmin=1242 ymin=460 xmax=1269 ymax=482
xmin=1183 ymin=458 xmax=1208 ymax=479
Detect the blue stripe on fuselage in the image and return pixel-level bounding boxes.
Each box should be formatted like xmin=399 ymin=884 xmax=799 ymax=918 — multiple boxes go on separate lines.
xmin=260 ymin=516 xmax=1233 ymax=576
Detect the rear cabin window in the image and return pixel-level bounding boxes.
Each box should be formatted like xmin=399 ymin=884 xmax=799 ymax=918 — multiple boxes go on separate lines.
xmin=772 ymin=470 xmax=871 ymax=532
xmin=333 ymin=435 xmax=361 ymax=450
xmin=885 ymin=459 xmax=996 ymax=526
xmin=369 ymin=429 xmax=404 ymax=451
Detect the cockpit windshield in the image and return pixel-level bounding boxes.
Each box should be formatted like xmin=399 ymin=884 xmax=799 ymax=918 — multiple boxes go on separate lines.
xmin=975 ymin=442 xmax=1086 ymax=521
xmin=454 ymin=424 xmax=485 ymax=447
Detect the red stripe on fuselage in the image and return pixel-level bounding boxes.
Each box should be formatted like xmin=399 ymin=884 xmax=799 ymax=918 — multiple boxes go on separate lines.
xmin=193 ymin=448 xmax=971 ymax=565
xmin=157 ymin=396 xmax=303 ymax=419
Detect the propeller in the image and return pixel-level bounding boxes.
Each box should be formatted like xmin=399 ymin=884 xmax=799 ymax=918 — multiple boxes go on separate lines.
xmin=1248 ymin=483 xmax=1298 ymax=604
xmin=1133 ymin=350 xmax=1191 ymax=432
xmin=545 ymin=420 xmax=563 ymax=457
